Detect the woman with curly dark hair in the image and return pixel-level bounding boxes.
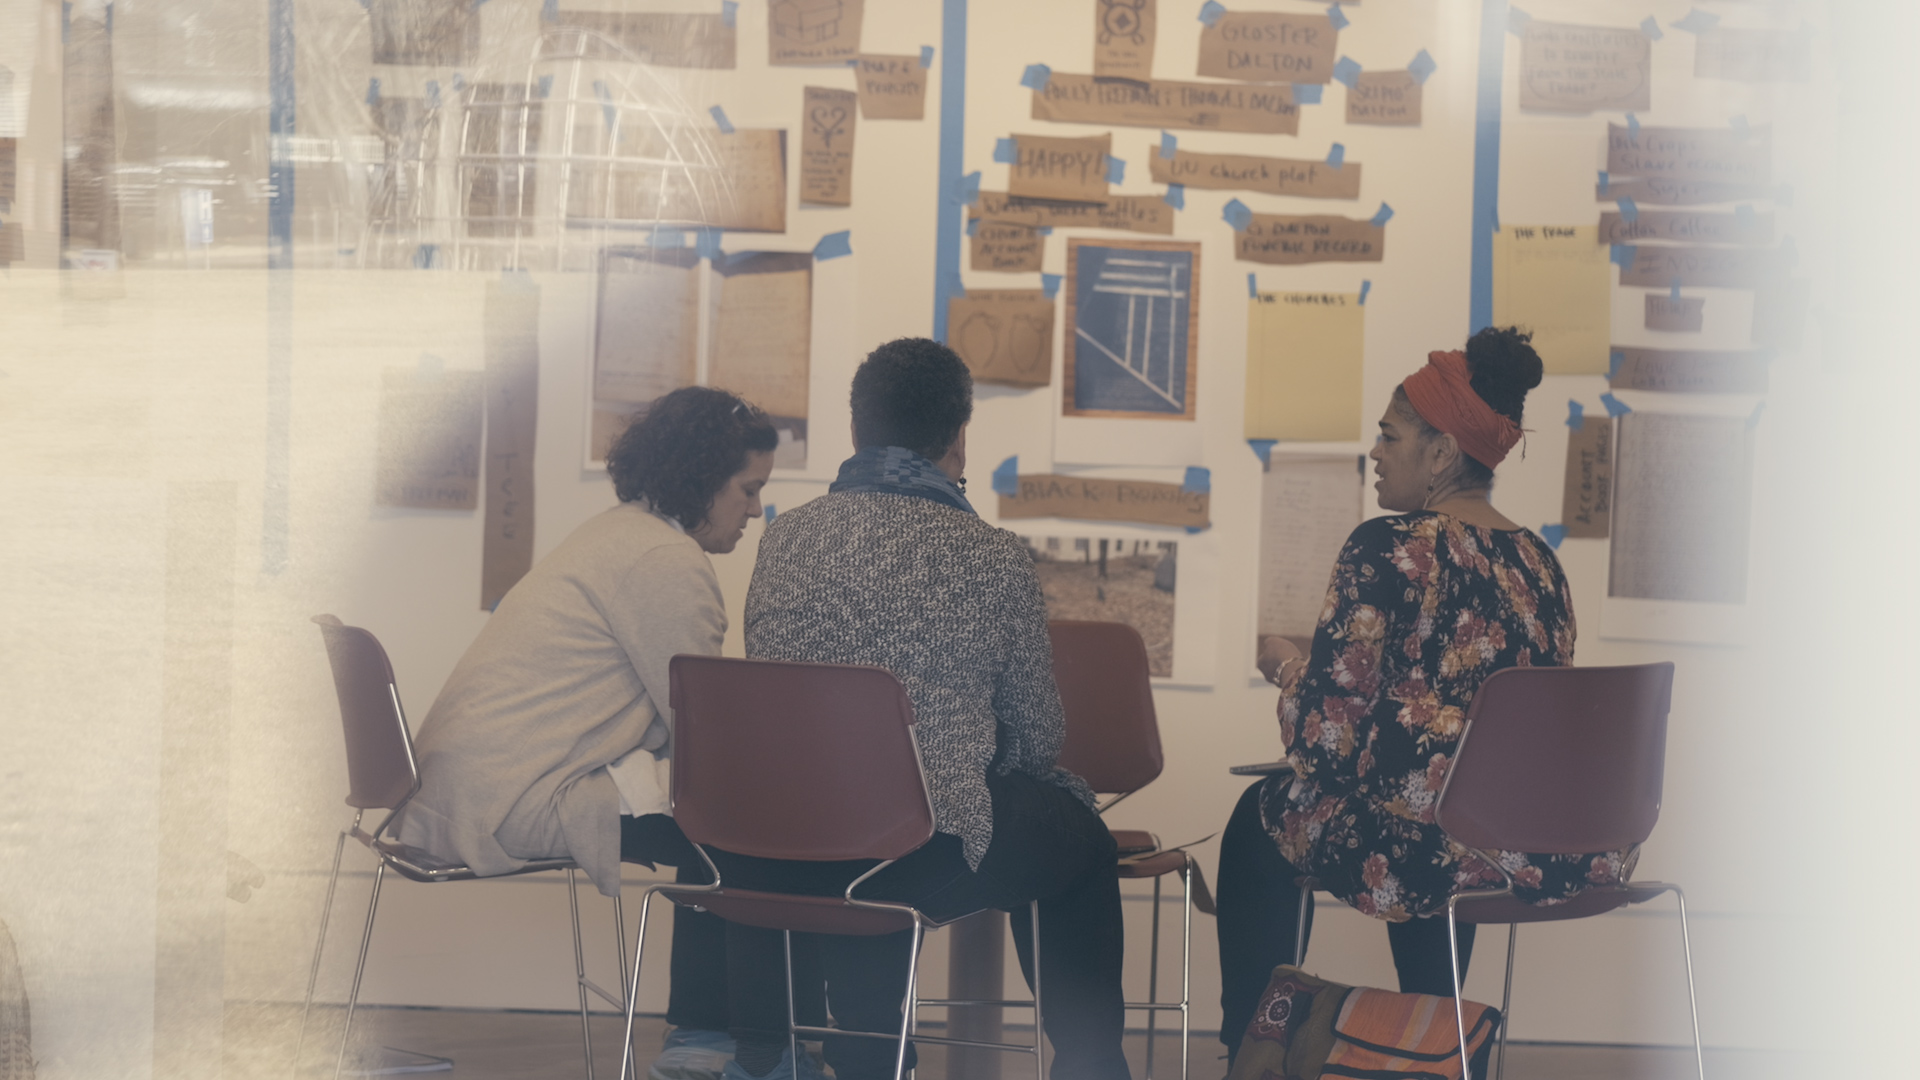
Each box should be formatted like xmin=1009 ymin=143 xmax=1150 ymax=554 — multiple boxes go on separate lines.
xmin=397 ymin=386 xmax=780 ymax=1080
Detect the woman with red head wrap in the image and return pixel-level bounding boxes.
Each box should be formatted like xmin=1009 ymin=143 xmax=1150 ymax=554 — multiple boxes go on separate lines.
xmin=1212 ymin=328 xmax=1632 ymax=1067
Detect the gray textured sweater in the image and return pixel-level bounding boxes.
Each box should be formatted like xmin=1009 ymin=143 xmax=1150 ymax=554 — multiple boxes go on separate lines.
xmin=744 ymin=491 xmax=1096 ymax=869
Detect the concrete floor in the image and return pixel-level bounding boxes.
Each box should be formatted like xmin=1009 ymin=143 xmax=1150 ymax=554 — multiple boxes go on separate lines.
xmin=244 ymin=1002 xmax=1802 ymax=1080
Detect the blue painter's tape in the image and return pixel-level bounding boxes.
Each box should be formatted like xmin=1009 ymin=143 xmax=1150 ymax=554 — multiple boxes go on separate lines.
xmin=542 ymin=0 xmax=556 ymax=20
xmin=1669 ymin=278 xmax=1682 ymax=300
xmin=1183 ymin=467 xmax=1211 ymax=493
xmin=1617 ymin=197 xmax=1638 ymax=222
xmin=1199 ymin=1 xmax=1226 ymax=27
xmin=413 ymin=244 xmax=439 ymax=269
xmin=1042 ymin=273 xmax=1062 ymax=298
xmin=1609 ymin=350 xmax=1625 ymax=379
xmin=1291 ymin=83 xmax=1323 ymax=105
xmin=959 ymin=170 xmax=981 ymax=205
xmin=1326 ymin=143 xmax=1345 ymax=169
xmin=1597 ymin=170 xmax=1609 ymax=194
xmin=1508 ymin=5 xmax=1532 ymax=34
xmin=965 ymin=217 xmax=979 ymax=236
xmin=1163 ymin=183 xmax=1185 ymax=209
xmin=814 ymin=231 xmax=853 ymax=260
xmin=1627 ymin=112 xmax=1640 ymax=137
xmin=696 ymin=228 xmax=724 ymax=260
xmin=921 ymin=45 xmax=935 ymax=67
xmin=1469 ymin=0 xmax=1508 ymax=334
xmin=1327 ymin=4 xmax=1349 ymax=31
xmin=1672 ymin=8 xmax=1719 ymax=33
xmin=451 ymin=72 xmax=467 ymax=93
xmin=1249 ymin=439 xmax=1276 ymax=463
xmin=1370 ymin=202 xmax=1394 ymax=227
xmin=1021 ymin=63 xmax=1051 ymax=91
xmin=993 ymin=456 xmax=1020 ymax=496
xmin=366 ymin=77 xmax=380 ymax=105
xmin=1223 ymin=199 xmax=1253 ymax=230
xmin=428 ymin=80 xmax=442 ymax=106
xmin=1160 ymin=130 xmax=1178 ymax=158
xmin=930 ymin=0 xmax=967 ymax=345
xmin=1185 ymin=526 xmax=1204 ymax=534
xmin=1736 ymin=203 xmax=1756 ymax=225
xmin=1600 ymin=393 xmax=1632 ymax=418
xmin=537 ymin=75 xmax=553 ymax=98
xmin=1540 ymin=524 xmax=1567 ymax=549
xmin=764 ymin=504 xmax=776 ymax=522
xmin=709 ymin=104 xmax=733 ymax=133
xmin=1746 ymin=401 xmax=1766 ymax=429
xmin=1358 ymin=279 xmax=1371 ymax=305
xmin=1106 ymin=155 xmax=1126 ymax=184
xmin=1246 ymin=272 xmax=1257 ymax=298
xmin=650 ymin=227 xmax=686 ymax=249
xmin=722 ymin=1 xmax=737 ymax=27
xmin=1566 ymin=400 xmax=1585 ymax=429
xmin=1492 ymin=207 xmax=1500 ymax=232
xmin=1640 ymin=15 xmax=1662 ymax=39
xmin=1408 ymin=49 xmax=1437 ymax=83
xmin=993 ymin=137 xmax=1016 ymax=163
xmin=1610 ymin=243 xmax=1636 ymax=268
xmin=1333 ymin=56 xmax=1362 ymax=87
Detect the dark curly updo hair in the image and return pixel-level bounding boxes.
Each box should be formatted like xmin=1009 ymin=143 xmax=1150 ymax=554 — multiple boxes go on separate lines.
xmin=1393 ymin=325 xmax=1544 ymax=486
xmin=850 ymin=338 xmax=974 ymax=460
xmin=607 ymin=386 xmax=779 ymax=530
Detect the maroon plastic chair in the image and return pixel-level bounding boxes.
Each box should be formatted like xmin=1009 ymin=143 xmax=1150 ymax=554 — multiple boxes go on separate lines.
xmin=1435 ymin=662 xmax=1702 ymax=1080
xmin=298 ymin=615 xmax=633 ymax=1080
xmin=616 ymin=655 xmax=1046 ymax=1080
xmin=1051 ymin=620 xmax=1212 ymax=1080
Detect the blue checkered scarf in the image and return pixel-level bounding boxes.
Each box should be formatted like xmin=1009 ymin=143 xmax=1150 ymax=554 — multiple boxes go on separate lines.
xmin=829 ymin=445 xmax=976 ymax=515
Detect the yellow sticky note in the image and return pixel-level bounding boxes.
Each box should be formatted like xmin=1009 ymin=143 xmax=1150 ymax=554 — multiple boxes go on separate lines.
xmin=1492 ymin=225 xmax=1611 ymax=375
xmin=1245 ymin=291 xmax=1365 ymax=441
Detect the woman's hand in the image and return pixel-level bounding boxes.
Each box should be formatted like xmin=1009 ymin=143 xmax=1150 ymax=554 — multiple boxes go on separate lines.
xmin=1257 ymin=635 xmax=1305 ymax=686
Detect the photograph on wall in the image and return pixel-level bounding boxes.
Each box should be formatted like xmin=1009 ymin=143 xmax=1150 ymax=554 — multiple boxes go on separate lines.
xmin=1063 ymin=238 xmax=1199 ymax=421
xmin=1255 ymin=454 xmax=1365 ymax=654
xmin=1019 ymin=533 xmax=1177 ymax=678
xmin=1607 ymin=412 xmax=1753 ymax=605
xmin=708 ymin=251 xmax=813 ymax=469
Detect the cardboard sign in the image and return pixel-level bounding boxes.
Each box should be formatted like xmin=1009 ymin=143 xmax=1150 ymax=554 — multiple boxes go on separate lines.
xmin=1561 ymin=417 xmax=1614 ymax=539
xmin=1519 ymin=21 xmax=1651 ymax=112
xmin=1234 ymin=214 xmax=1384 ymax=265
xmin=1596 ymin=177 xmax=1774 ymax=205
xmin=1694 ymin=27 xmax=1811 ymax=83
xmin=855 ymin=54 xmax=927 ymax=119
xmin=971 ymin=220 xmax=1044 ymax=272
xmin=556 ymin=11 xmax=736 ymax=68
xmin=768 ymin=0 xmax=863 ymax=66
xmin=1346 ymin=70 xmax=1421 ymax=126
xmin=800 ymin=86 xmax=856 ymax=205
xmin=1618 ymin=245 xmax=1784 ymax=289
xmin=1032 ymin=73 xmax=1299 ymax=134
xmin=1094 ymin=0 xmax=1156 ymax=80
xmin=1000 ymin=475 xmax=1210 ymax=529
xmin=947 ymin=289 xmax=1054 ymax=387
xmin=1606 ymin=123 xmax=1772 ymax=185
xmin=1598 ymin=209 xmax=1772 ymax=245
xmin=1608 ymin=347 xmax=1769 ymax=394
xmin=974 ymin=191 xmax=1174 ymax=234
xmin=1196 ymin=12 xmax=1338 ymax=83
xmin=1645 ymin=294 xmax=1704 ymax=332
xmin=481 ymin=280 xmax=540 ymax=610
xmin=1009 ymin=133 xmax=1112 ymax=203
xmin=1148 ymin=146 xmax=1360 ymax=199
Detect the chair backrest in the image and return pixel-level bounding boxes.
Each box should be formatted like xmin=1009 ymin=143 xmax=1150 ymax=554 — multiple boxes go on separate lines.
xmin=1436 ymin=662 xmax=1675 ymax=855
xmin=1050 ymin=620 xmax=1165 ymax=796
xmin=668 ymin=654 xmax=934 ymax=862
xmin=312 ymin=614 xmax=420 ymax=811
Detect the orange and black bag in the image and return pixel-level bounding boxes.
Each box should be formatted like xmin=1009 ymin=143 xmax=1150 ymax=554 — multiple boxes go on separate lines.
xmin=1227 ymin=966 xmax=1500 ymax=1080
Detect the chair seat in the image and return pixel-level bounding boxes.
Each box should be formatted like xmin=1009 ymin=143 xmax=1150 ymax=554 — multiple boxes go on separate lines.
xmin=1114 ymin=849 xmax=1217 ymax=916
xmin=1450 ymin=881 xmax=1675 ymax=925
xmin=670 ymin=887 xmax=921 ymax=936
xmin=1110 ymin=828 xmax=1159 ymax=856
xmin=367 ymin=836 xmax=577 ymax=884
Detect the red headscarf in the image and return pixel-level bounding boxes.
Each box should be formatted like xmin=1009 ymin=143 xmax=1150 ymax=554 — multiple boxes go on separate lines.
xmin=1400 ymin=350 xmax=1522 ymax=468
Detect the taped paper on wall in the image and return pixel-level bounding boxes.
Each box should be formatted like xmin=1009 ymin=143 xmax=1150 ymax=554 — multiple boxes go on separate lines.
xmin=1519 ymin=21 xmax=1651 ymax=112
xmin=1608 ymin=412 xmax=1753 ymax=604
xmin=1693 ymin=27 xmax=1811 ymax=82
xmin=973 ymin=191 xmax=1175 ymax=235
xmin=1608 ymin=347 xmax=1769 ymax=394
xmin=556 ymin=11 xmax=737 ymax=68
xmin=1197 ymin=11 xmax=1339 ymax=83
xmin=769 ymin=0 xmax=864 ymax=66
xmin=800 ymin=86 xmax=857 ymax=205
xmin=594 ymin=247 xmax=700 ymax=405
xmin=948 ymin=289 xmax=1055 ymax=387
xmin=375 ymin=367 xmax=484 ymax=511
xmin=1064 ymin=239 xmax=1200 ymax=420
xmin=1598 ymin=209 xmax=1772 ymax=246
xmin=1235 ymin=214 xmax=1384 ymax=265
xmin=1245 ymin=291 xmax=1364 ymax=441
xmin=1000 ymin=474 xmax=1209 ymax=529
xmin=1020 ymin=534 xmax=1179 ymax=678
xmin=1492 ymin=226 xmax=1610 ymax=375
xmin=1147 ymin=147 xmax=1361 ymax=200
xmin=971 ymin=220 xmax=1045 ymax=272
xmin=709 ymin=252 xmax=813 ymax=467
xmin=482 ymin=280 xmax=540 ymax=611
xmin=1561 ymin=416 xmax=1613 ymax=539
xmin=1032 ymin=73 xmax=1300 ymax=134
xmin=1606 ymin=123 xmax=1772 ymax=186
xmin=1645 ymin=294 xmax=1705 ymax=332
xmin=1094 ymin=0 xmax=1157 ymax=80
xmin=1010 ymin=133 xmax=1113 ymax=203
xmin=1347 ymin=70 xmax=1421 ymax=126
xmin=855 ymin=54 xmax=928 ymax=119
xmin=1257 ymin=455 xmax=1364 ymax=645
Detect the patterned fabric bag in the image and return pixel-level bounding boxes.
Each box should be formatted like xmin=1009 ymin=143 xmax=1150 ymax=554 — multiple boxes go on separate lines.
xmin=1227 ymin=965 xmax=1499 ymax=1080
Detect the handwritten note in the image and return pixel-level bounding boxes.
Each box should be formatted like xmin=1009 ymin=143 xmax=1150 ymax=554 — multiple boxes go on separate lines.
xmin=948 ymin=289 xmax=1055 ymax=387
xmin=1561 ymin=417 xmax=1613 ymax=539
xmin=1197 ymin=12 xmax=1338 ymax=83
xmin=1598 ymin=208 xmax=1772 ymax=245
xmin=768 ymin=0 xmax=863 ymax=66
xmin=481 ymin=280 xmax=540 ymax=610
xmin=1645 ymin=294 xmax=1704 ymax=332
xmin=594 ymin=248 xmax=699 ymax=404
xmin=1095 ymin=0 xmax=1156 ymax=79
xmin=1606 ymin=123 xmax=1772 ymax=185
xmin=974 ymin=191 xmax=1174 ymax=234
xmin=1608 ymin=413 xmax=1753 ymax=604
xmin=855 ymin=54 xmax=927 ymax=119
xmin=1492 ymin=225 xmax=1610 ymax=375
xmin=1347 ymin=70 xmax=1421 ymax=126
xmin=375 ymin=367 xmax=484 ymax=510
xmin=1000 ymin=474 xmax=1209 ymax=529
xmin=1235 ymin=214 xmax=1384 ymax=265
xmin=1245 ymin=291 xmax=1364 ymax=441
xmin=1618 ymin=245 xmax=1785 ymax=289
xmin=1147 ymin=146 xmax=1360 ymax=199
xmin=971 ymin=220 xmax=1044 ymax=272
xmin=1520 ymin=21 xmax=1651 ymax=113
xmin=556 ymin=12 xmax=736 ymax=68
xmin=1694 ymin=27 xmax=1811 ymax=83
xmin=1010 ymin=133 xmax=1112 ymax=203
xmin=800 ymin=86 xmax=856 ymax=205
xmin=1608 ymin=347 xmax=1769 ymax=394
xmin=1596 ymin=176 xmax=1774 ymax=205
xmin=708 ymin=252 xmax=813 ymax=422
xmin=1033 ymin=73 xmax=1299 ymax=134
xmin=1257 ymin=455 xmax=1364 ymax=642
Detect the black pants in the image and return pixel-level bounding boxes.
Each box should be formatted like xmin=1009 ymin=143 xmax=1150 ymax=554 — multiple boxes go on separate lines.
xmin=711 ymin=771 xmax=1131 ymax=1080
xmin=1214 ymin=781 xmax=1477 ymax=1063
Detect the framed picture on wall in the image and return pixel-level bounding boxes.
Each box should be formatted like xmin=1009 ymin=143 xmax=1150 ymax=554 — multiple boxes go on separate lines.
xmin=1062 ymin=238 xmax=1200 ymax=421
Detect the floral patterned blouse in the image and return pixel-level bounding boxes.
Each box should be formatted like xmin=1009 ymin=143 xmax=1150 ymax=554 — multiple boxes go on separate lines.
xmin=1259 ymin=511 xmax=1635 ymax=921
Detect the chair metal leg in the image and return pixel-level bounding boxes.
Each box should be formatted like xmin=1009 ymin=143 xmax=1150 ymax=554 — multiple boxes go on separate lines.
xmin=1145 ymin=874 xmax=1161 ymax=1080
xmin=1670 ymin=887 xmax=1705 ymax=1080
xmin=893 ymin=921 xmax=927 ymax=1080
xmin=612 ymin=893 xmax=634 ymax=1080
xmin=1178 ymin=860 xmax=1193 ymax=1080
xmin=567 ymin=870 xmax=598 ymax=1080
xmin=1029 ymin=901 xmax=1044 ymax=1080
xmin=1446 ymin=899 xmax=1473 ymax=1080
xmin=1494 ymin=924 xmax=1516 ymax=1080
xmin=617 ymin=887 xmax=663 ymax=1080
xmin=1293 ymin=882 xmax=1312 ymax=966
xmin=784 ymin=930 xmax=800 ymax=1075
xmin=294 ymin=828 xmax=350 ymax=1079
xmin=332 ymin=861 xmax=388 ymax=1080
